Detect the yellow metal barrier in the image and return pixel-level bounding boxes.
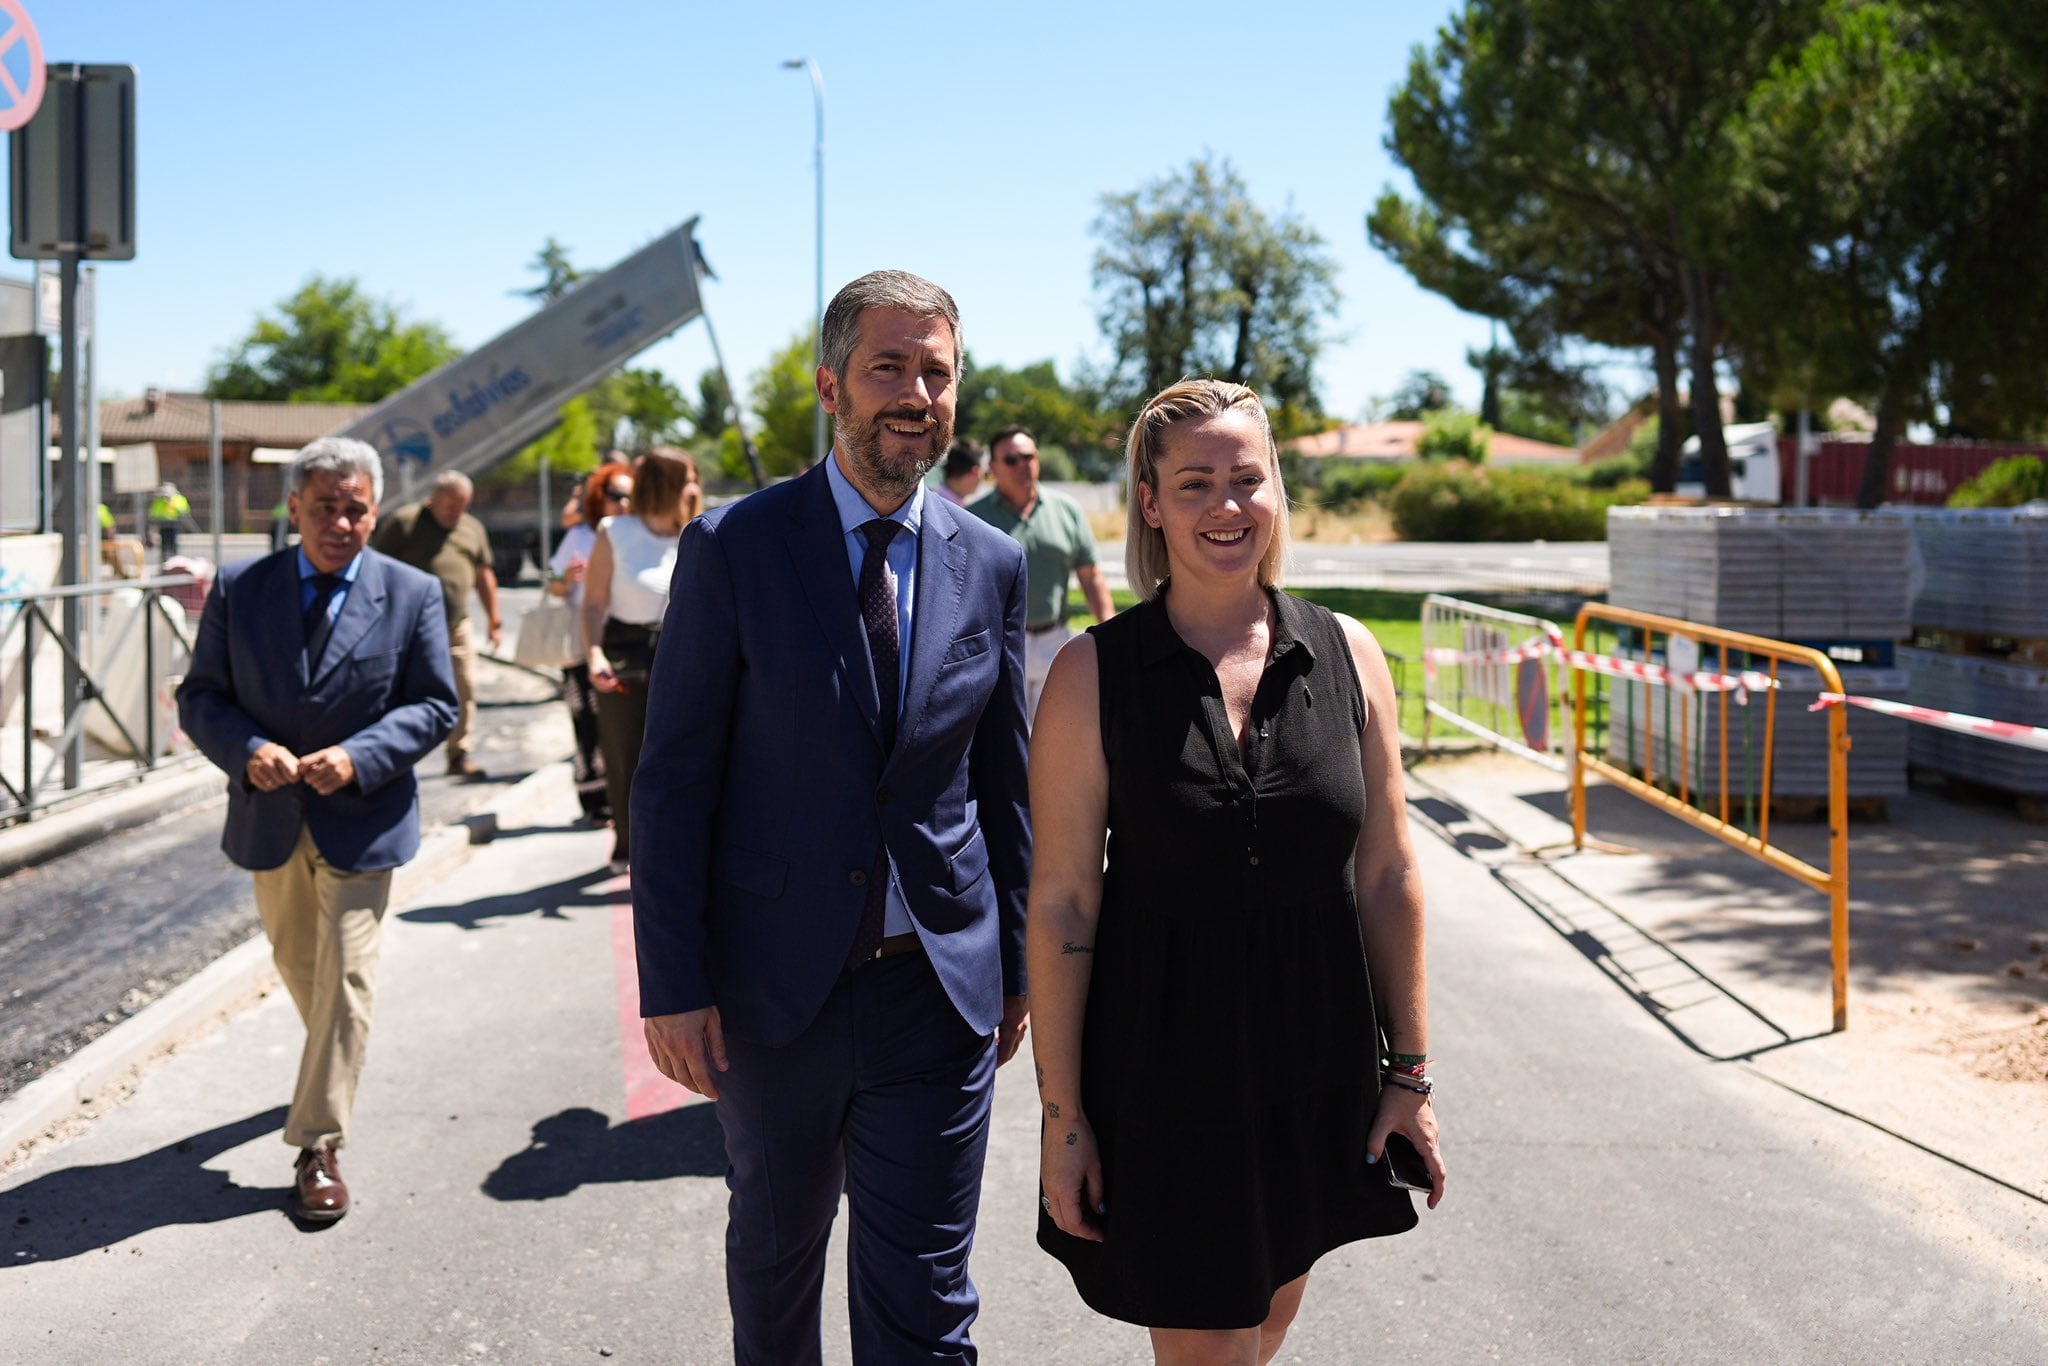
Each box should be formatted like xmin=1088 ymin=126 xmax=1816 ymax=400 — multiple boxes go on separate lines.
xmin=1570 ymin=604 xmax=1854 ymax=1031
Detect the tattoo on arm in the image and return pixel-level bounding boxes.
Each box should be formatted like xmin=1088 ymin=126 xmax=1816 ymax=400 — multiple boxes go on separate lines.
xmin=1060 ymin=942 xmax=1094 ymax=956
xmin=1065 ymin=1131 xmax=1078 ymax=1146
xmin=1046 ymin=1102 xmax=1061 ymax=1119
xmin=1035 ymin=1063 xmax=1045 ymax=1089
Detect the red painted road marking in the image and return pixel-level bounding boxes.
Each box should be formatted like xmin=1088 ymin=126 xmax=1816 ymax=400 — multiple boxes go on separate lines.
xmin=610 ymin=886 xmax=706 ymax=1120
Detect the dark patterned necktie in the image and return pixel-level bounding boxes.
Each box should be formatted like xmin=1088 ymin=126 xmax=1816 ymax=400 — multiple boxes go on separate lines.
xmin=304 ymin=573 xmax=343 ymax=672
xmin=847 ymin=519 xmax=900 ymax=968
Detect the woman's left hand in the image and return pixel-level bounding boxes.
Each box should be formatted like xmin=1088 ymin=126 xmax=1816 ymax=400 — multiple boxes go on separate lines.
xmin=1367 ymin=1083 xmax=1446 ymax=1209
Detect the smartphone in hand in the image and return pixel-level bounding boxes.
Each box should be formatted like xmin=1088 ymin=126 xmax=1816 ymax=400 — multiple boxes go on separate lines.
xmin=1382 ymin=1133 xmax=1432 ymax=1194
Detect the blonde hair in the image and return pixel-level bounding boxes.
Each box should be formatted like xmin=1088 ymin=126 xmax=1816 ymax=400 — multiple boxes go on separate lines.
xmin=1122 ymin=379 xmax=1290 ymax=600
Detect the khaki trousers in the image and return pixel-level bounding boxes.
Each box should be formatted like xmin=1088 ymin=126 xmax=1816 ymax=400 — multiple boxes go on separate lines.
xmin=1023 ymin=621 xmax=1072 ymax=725
xmin=447 ymin=614 xmax=477 ymax=763
xmin=251 ymin=825 xmax=393 ymax=1151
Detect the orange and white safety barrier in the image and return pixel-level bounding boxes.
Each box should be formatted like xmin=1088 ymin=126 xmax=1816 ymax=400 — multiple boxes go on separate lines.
xmin=1810 ymin=693 xmax=2048 ymax=753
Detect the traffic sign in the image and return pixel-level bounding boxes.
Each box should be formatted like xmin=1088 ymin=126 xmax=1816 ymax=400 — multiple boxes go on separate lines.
xmin=0 ymin=1 xmax=45 ymax=133
xmin=10 ymin=63 xmax=137 ymax=261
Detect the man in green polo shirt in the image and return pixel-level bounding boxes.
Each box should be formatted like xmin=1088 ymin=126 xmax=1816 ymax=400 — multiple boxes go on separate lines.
xmin=970 ymin=425 xmax=1115 ymax=719
xmin=373 ymin=471 xmax=502 ymax=778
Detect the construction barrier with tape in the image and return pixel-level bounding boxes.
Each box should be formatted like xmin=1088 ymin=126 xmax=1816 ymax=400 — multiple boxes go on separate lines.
xmin=1422 ymin=598 xmax=2048 ymax=1031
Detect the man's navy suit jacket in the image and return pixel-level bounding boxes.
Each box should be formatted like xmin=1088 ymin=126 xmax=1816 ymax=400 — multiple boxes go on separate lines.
xmin=630 ymin=460 xmax=1033 ymax=1048
xmin=178 ymin=547 xmax=459 ymax=874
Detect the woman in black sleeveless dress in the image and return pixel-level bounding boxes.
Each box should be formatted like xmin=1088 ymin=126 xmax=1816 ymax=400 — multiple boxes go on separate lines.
xmin=1028 ymin=379 xmax=1444 ymax=1363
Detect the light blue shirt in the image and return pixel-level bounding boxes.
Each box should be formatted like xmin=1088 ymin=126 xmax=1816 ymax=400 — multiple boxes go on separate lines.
xmin=297 ymin=548 xmax=364 ymax=626
xmin=823 ymin=452 xmax=922 ymax=938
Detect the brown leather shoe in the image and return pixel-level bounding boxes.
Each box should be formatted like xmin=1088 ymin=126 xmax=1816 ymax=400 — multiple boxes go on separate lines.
xmin=448 ymin=756 xmax=488 ymax=780
xmin=293 ymin=1147 xmax=350 ymax=1223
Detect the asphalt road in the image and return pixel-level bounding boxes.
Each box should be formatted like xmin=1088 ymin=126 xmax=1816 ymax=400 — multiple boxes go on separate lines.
xmin=0 ymin=649 xmax=571 ymax=1104
xmin=3 ymin=775 xmax=2042 ymax=1362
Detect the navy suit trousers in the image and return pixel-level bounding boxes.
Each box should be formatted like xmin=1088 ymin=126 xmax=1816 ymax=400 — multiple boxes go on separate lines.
xmin=715 ymin=953 xmax=995 ymax=1365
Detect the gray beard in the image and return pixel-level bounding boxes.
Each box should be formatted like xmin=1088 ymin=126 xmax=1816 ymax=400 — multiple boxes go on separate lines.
xmin=840 ymin=418 xmax=947 ymax=503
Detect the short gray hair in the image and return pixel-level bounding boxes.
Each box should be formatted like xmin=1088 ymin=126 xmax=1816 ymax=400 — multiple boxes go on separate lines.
xmin=820 ymin=270 xmax=963 ymax=381
xmin=431 ymin=470 xmax=473 ymax=498
xmin=290 ymin=437 xmax=384 ymax=505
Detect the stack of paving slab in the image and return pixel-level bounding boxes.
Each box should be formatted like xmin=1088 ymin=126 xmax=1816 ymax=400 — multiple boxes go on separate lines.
xmin=1895 ymin=647 xmax=2048 ymax=795
xmin=1604 ymin=507 xmax=1913 ymax=799
xmin=1887 ymin=506 xmax=2048 ymax=799
xmin=1607 ymin=507 xmax=1914 ymax=640
xmin=1898 ymin=506 xmax=2048 ymax=638
xmin=1603 ymin=665 xmax=1909 ymax=802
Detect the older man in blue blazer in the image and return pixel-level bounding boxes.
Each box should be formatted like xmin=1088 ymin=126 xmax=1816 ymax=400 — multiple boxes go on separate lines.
xmin=178 ymin=437 xmax=456 ymax=1224
xmin=632 ymin=270 xmax=1031 ymax=1364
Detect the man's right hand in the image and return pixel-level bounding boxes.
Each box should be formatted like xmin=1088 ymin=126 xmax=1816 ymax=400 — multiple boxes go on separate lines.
xmin=644 ymin=1007 xmax=729 ymax=1101
xmin=246 ymin=742 xmax=300 ymax=792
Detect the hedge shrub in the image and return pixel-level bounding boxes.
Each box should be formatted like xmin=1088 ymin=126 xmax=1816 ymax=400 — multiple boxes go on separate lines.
xmin=1388 ymin=460 xmax=1649 ymax=541
xmin=1948 ymin=455 xmax=2047 ymax=508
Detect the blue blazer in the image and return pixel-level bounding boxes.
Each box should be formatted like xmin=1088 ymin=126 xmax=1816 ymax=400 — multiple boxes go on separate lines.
xmin=177 ymin=547 xmax=458 ymax=874
xmin=630 ymin=461 xmax=1033 ymax=1048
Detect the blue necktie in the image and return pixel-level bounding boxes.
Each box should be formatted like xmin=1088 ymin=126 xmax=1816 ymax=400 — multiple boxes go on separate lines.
xmin=304 ymin=573 xmax=343 ymax=672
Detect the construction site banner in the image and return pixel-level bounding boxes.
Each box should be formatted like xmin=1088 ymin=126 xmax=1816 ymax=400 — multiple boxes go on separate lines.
xmin=340 ymin=219 xmax=703 ymax=482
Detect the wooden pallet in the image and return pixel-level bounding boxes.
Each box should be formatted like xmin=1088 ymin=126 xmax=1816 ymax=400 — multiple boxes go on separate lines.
xmin=1606 ymin=762 xmax=1891 ymax=822
xmin=1907 ymin=766 xmax=2048 ymax=823
xmin=1911 ymin=627 xmax=2048 ymax=667
xmin=1761 ymin=794 xmax=1891 ymax=824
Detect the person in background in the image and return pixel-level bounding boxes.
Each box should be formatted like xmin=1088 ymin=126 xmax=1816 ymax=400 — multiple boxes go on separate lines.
xmin=935 ymin=437 xmax=986 ymax=506
xmin=148 ymin=482 xmax=193 ymax=558
xmin=372 ymin=471 xmax=501 ymax=779
xmin=970 ymin=426 xmax=1116 ymax=720
xmin=1030 ymin=379 xmax=1443 ymax=1363
xmin=583 ymin=449 xmax=700 ymax=873
xmin=548 ymin=461 xmax=633 ymax=826
xmin=177 ymin=437 xmax=457 ymax=1225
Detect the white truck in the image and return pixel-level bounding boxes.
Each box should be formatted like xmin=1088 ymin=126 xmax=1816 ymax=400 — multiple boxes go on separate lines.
xmin=1675 ymin=422 xmax=1782 ymax=503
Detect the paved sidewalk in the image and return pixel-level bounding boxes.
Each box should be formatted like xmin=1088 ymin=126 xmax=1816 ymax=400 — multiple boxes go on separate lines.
xmin=3 ymin=771 xmax=2046 ymax=1362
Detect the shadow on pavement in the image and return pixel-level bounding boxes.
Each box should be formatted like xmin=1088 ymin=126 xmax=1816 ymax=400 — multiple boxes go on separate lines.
xmin=2 ymin=1107 xmax=290 ymax=1265
xmin=483 ymin=1105 xmax=725 ymax=1201
xmin=398 ymin=870 xmax=617 ymax=931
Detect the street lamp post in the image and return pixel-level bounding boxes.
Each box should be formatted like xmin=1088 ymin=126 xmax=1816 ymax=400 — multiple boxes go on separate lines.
xmin=782 ymin=57 xmax=826 ymax=466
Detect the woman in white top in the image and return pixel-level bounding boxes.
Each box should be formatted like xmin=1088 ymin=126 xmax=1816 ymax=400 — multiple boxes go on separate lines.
xmin=583 ymin=448 xmax=703 ymax=872
xmin=548 ymin=462 xmax=632 ymax=824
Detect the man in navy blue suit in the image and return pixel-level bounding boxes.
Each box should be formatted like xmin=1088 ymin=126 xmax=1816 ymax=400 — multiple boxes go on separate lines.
xmin=179 ymin=437 xmax=456 ymax=1224
xmin=632 ymin=270 xmax=1031 ymax=1363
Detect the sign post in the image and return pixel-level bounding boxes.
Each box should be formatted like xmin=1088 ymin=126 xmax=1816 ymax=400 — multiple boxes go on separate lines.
xmin=10 ymin=59 xmax=137 ymax=787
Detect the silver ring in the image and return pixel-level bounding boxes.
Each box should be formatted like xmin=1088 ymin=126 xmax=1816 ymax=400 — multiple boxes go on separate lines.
xmin=1040 ymin=1194 xmax=1051 ymax=1213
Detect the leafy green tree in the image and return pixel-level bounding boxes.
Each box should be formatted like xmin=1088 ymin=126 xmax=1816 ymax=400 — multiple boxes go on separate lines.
xmin=1416 ymin=409 xmax=1492 ymax=462
xmin=488 ymin=396 xmax=602 ymax=485
xmin=1372 ymin=1 xmax=1823 ymax=494
xmin=695 ymin=369 xmax=733 ymax=441
xmin=518 ymin=237 xmax=585 ymax=303
xmin=1092 ymin=156 xmax=1339 ymax=412
xmin=957 ymin=357 xmax=1121 ymax=477
xmin=205 ymin=276 xmax=460 ymax=403
xmin=1384 ymin=370 xmax=1453 ymax=421
xmin=1728 ymin=0 xmax=2048 ymax=505
xmin=743 ymin=331 xmax=820 ymax=480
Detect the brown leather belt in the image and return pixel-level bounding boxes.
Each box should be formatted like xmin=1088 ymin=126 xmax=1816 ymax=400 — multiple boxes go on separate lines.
xmin=867 ymin=932 xmax=922 ymax=962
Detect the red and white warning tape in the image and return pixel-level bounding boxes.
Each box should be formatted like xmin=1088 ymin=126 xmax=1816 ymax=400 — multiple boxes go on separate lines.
xmin=1425 ymin=628 xmax=1776 ymax=698
xmin=1809 ymin=693 xmax=2048 ymax=753
xmin=1426 ymin=625 xmax=2048 ymax=749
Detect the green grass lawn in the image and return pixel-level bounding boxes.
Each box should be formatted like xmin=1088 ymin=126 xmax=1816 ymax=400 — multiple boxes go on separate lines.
xmin=1067 ymin=586 xmax=1431 ymax=738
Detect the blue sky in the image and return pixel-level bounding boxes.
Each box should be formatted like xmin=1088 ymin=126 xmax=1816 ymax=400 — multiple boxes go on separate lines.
xmin=24 ymin=1 xmax=1555 ymax=425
